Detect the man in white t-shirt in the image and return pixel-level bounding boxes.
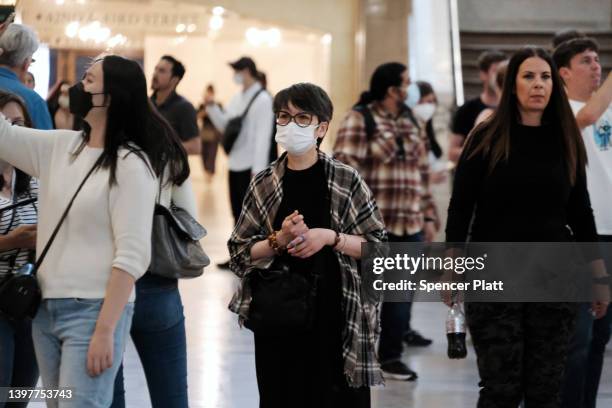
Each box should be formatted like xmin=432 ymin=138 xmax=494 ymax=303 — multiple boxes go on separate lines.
xmin=554 ymin=37 xmax=612 ymax=408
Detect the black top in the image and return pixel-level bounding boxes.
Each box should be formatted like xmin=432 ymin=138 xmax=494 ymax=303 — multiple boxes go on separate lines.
xmin=451 ymin=96 xmax=490 ymax=139
xmin=273 ymin=159 xmax=338 ymax=275
xmin=152 ymin=91 xmax=198 ymax=142
xmin=271 ymin=158 xmax=345 ymax=393
xmin=446 ymin=122 xmax=598 ymax=243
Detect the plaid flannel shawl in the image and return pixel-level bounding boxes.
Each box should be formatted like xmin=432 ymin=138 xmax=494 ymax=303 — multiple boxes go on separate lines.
xmin=228 ymin=150 xmax=386 ymax=387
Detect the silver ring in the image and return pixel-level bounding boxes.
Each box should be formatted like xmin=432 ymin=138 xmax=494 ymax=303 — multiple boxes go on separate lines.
xmin=300 ymin=234 xmax=305 ymax=242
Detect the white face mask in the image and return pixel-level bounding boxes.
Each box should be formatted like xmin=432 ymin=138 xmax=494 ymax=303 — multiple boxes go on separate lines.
xmin=58 ymin=95 xmax=70 ymax=109
xmin=275 ymin=122 xmax=318 ymax=156
xmin=412 ymin=103 xmax=436 ymax=122
xmin=404 ymin=83 xmax=421 ymax=108
xmin=233 ymin=73 xmax=244 ymax=85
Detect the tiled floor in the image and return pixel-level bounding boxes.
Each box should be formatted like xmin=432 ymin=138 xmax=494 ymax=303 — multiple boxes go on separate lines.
xmin=33 ymin=150 xmax=612 ymax=407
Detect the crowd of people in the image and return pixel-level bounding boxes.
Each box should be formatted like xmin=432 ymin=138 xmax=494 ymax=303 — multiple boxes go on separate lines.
xmin=0 ymin=12 xmax=610 ymax=408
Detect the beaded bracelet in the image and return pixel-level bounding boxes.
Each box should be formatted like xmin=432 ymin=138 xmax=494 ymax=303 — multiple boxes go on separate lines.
xmin=267 ymin=231 xmax=285 ymax=255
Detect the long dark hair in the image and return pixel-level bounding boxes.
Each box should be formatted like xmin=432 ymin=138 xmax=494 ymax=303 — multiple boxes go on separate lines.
xmin=355 ymin=62 xmax=406 ymax=106
xmin=77 ymin=55 xmax=189 ymax=186
xmin=467 ymin=46 xmax=585 ymax=185
xmin=0 ymin=91 xmax=33 ymax=196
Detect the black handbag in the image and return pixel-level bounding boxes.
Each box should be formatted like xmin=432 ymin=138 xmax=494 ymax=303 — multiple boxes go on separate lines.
xmin=222 ymin=89 xmax=264 ymax=155
xmin=244 ymin=259 xmax=319 ymax=335
xmin=149 ymin=180 xmax=210 ymax=279
xmin=0 ymin=158 xmax=101 ymax=321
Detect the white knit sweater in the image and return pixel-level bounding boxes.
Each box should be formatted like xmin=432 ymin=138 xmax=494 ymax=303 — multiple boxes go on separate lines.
xmin=0 ymin=120 xmax=158 ymax=300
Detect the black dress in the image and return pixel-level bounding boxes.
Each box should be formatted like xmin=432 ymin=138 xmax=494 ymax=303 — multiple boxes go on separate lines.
xmin=253 ymin=159 xmax=370 ymax=408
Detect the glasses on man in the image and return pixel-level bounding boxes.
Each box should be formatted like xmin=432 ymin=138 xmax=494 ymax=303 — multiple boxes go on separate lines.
xmin=275 ymin=111 xmax=314 ymax=128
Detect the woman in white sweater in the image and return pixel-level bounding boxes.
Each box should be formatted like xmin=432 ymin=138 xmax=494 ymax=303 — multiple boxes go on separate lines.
xmin=0 ymin=55 xmax=190 ymax=407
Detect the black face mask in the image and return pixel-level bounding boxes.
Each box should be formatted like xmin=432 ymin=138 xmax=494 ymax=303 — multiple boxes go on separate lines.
xmin=68 ymin=82 xmax=105 ymax=118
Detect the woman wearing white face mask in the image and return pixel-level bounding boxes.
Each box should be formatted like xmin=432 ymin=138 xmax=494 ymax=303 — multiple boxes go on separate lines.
xmin=228 ymin=83 xmax=386 ymax=407
xmin=413 ymin=81 xmax=447 ymax=183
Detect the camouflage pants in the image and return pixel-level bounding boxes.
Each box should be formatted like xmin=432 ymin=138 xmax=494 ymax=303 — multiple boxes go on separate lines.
xmin=466 ymin=302 xmax=577 ymax=408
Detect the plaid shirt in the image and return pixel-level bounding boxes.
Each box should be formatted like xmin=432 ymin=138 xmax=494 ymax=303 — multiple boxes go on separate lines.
xmin=333 ymin=102 xmax=437 ymax=236
xmin=228 ymin=150 xmax=386 ymax=387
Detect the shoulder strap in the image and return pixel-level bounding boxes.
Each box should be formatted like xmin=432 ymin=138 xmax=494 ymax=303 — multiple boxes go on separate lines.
xmin=353 ymin=105 xmax=377 ymax=141
xmin=0 ymin=197 xmax=37 ymax=215
xmin=35 ymin=155 xmax=103 ymax=270
xmin=241 ymin=89 xmax=265 ymax=119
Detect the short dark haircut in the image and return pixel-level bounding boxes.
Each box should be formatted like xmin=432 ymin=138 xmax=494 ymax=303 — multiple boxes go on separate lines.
xmin=552 ymin=29 xmax=586 ymax=49
xmin=477 ymin=50 xmax=507 ymax=72
xmin=161 ymin=55 xmax=186 ymax=80
xmin=273 ymin=82 xmax=333 ymax=123
xmin=553 ymin=37 xmax=599 ymax=69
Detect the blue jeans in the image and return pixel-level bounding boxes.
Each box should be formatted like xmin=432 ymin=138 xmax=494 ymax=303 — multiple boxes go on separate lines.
xmin=0 ymin=317 xmax=38 ymax=408
xmin=378 ymin=231 xmax=424 ymax=364
xmin=32 ymin=299 xmax=134 ymax=408
xmin=561 ymin=235 xmax=612 ymax=408
xmin=111 ymin=273 xmax=188 ymax=408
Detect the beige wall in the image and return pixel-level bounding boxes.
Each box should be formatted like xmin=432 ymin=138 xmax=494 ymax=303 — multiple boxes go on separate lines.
xmin=185 ymin=0 xmax=360 ymax=139
xmin=359 ymin=0 xmax=410 ymax=90
xmin=22 ymin=0 xmax=373 ymax=141
xmin=144 ymin=34 xmax=330 ymax=111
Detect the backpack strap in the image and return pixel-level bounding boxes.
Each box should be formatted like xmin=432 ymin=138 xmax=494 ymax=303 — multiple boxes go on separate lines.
xmin=241 ymin=89 xmax=265 ymax=119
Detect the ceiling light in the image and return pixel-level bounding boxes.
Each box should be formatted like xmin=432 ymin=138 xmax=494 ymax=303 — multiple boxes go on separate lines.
xmin=267 ymin=28 xmax=281 ymax=47
xmin=209 ymin=15 xmax=223 ymax=31
xmin=65 ymin=21 xmax=79 ymax=38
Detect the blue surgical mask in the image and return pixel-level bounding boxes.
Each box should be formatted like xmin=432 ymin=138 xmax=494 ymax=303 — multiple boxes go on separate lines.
xmin=404 ymin=83 xmax=421 ymax=108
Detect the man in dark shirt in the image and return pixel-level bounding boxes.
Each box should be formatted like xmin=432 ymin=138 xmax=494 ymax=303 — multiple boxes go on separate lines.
xmin=151 ymin=55 xmax=200 ymax=155
xmin=449 ymin=50 xmax=506 ymax=164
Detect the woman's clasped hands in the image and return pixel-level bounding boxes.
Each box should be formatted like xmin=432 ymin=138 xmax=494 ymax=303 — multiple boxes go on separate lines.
xmin=277 ymin=210 xmax=335 ymax=259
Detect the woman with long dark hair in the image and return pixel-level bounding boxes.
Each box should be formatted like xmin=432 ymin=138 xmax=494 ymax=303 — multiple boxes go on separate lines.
xmin=446 ymin=46 xmax=609 ymax=407
xmin=0 ymin=55 xmax=189 ymax=407
xmin=0 ymin=91 xmax=39 ymax=408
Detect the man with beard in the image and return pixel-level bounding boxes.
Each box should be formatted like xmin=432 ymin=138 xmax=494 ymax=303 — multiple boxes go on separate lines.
xmin=151 ymin=55 xmax=200 ymax=155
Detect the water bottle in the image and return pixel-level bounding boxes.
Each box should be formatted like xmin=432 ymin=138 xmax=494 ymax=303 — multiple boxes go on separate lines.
xmin=446 ymin=302 xmax=467 ymax=359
